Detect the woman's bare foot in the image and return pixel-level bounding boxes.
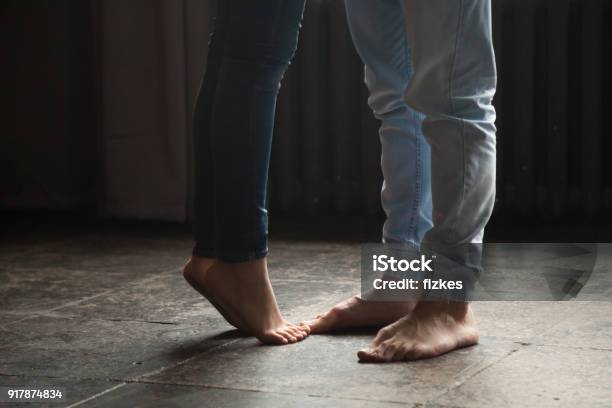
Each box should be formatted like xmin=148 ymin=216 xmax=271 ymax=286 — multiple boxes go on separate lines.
xmin=302 ymin=296 xmax=417 ymax=333
xmin=183 ymin=256 xmax=310 ymax=345
xmin=183 ymin=257 xmax=244 ymax=331
xmin=357 ymin=301 xmax=479 ymax=363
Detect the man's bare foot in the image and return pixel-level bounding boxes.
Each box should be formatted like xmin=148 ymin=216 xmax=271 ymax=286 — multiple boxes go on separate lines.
xmin=357 ymin=301 xmax=479 ymax=363
xmin=302 ymin=296 xmax=417 ymax=333
xmin=183 ymin=256 xmax=310 ymax=345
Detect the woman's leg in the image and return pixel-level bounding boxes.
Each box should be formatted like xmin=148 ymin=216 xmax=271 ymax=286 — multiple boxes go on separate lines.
xmin=193 ymin=0 xmax=305 ymax=261
xmin=185 ymin=0 xmax=309 ymax=345
xmin=190 ymin=1 xmax=228 ymax=277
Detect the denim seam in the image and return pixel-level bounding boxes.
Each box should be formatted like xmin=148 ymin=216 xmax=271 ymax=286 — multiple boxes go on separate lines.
xmin=252 ymin=2 xmax=283 ymax=257
xmin=449 ymin=0 xmax=463 ymax=117
xmin=411 ymin=112 xmax=422 ymax=242
xmin=248 ymin=74 xmax=259 ymax=257
xmin=448 ymin=0 xmax=467 ymax=241
xmin=193 ymin=2 xmax=226 ymax=259
xmin=401 ymin=16 xmax=420 ymax=243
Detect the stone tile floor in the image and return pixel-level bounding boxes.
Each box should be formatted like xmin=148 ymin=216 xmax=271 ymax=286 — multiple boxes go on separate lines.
xmin=1 ymin=228 xmax=611 ymax=407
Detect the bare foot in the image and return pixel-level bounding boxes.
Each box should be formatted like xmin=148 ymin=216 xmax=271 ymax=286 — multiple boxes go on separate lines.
xmin=302 ymin=296 xmax=417 ymax=333
xmin=183 ymin=256 xmax=310 ymax=345
xmin=182 ymin=257 xmax=244 ymax=331
xmin=357 ymin=301 xmax=479 ymax=363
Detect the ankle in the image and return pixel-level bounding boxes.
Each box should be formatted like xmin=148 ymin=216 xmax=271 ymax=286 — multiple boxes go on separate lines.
xmin=183 ymin=256 xmax=215 ymax=278
xmin=416 ymin=301 xmax=470 ymax=320
xmin=225 ymin=258 xmax=268 ymax=277
xmin=189 ymin=256 xmax=215 ymax=266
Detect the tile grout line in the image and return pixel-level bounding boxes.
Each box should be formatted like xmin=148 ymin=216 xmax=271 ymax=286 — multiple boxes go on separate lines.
xmin=511 ymin=341 xmax=612 ymax=352
xmin=427 ymin=328 xmax=612 ymax=406
xmin=4 ymin=272 xmax=174 ymax=328
xmin=426 ymin=346 xmax=522 ymax=405
xmin=60 ymin=338 xmax=249 ymax=406
xmin=63 ymin=382 xmax=127 ymax=408
xmin=127 ymin=378 xmax=411 ymax=406
xmin=480 ymin=335 xmax=612 ymax=352
xmin=528 ymin=300 xmax=593 ymax=344
xmin=2 ymin=289 xmax=118 ymax=328
xmin=1 ymin=267 xmax=194 ymax=407
xmin=129 ymin=338 xmax=245 ymax=382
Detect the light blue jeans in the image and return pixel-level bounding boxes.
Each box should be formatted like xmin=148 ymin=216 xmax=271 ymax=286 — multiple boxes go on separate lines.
xmin=346 ymin=0 xmax=433 ymax=247
xmin=346 ymin=0 xmax=497 ymax=250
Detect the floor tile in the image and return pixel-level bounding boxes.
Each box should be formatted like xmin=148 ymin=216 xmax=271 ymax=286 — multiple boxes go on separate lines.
xmin=470 ymin=301 xmax=590 ymax=342
xmin=0 ymin=266 xmax=156 ymax=314
xmin=80 ymin=383 xmax=404 ymax=408
xmin=433 ymin=345 xmax=612 ymax=408
xmin=144 ymin=336 xmax=518 ymax=405
xmin=534 ymin=301 xmax=612 ymax=349
xmin=0 ymin=316 xmax=237 ymax=380
xmin=2 ymin=233 xmax=612 ymax=408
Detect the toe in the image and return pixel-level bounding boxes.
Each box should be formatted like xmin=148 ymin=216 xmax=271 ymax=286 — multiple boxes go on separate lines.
xmin=259 ymin=331 xmax=289 ymax=345
xmin=278 ymin=329 xmax=297 ymax=343
xmin=300 ymin=314 xmax=322 ymax=327
xmin=371 ymin=326 xmax=395 ymax=347
xmin=304 ymin=310 xmax=338 ymax=334
xmin=380 ymin=340 xmax=398 ymax=362
xmin=357 ymin=347 xmax=385 ymax=363
xmin=392 ymin=345 xmax=411 ymax=361
xmin=287 ymin=326 xmax=305 ymax=340
xmin=297 ymin=322 xmax=311 ymax=335
xmin=296 ymin=325 xmax=310 ymax=338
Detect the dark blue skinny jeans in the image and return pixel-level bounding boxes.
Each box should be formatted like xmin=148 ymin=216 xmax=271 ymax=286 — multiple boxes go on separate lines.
xmin=192 ymin=0 xmax=306 ymax=262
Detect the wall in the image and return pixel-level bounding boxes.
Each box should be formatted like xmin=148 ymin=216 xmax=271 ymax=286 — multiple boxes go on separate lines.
xmin=1 ymin=0 xmax=96 ymax=210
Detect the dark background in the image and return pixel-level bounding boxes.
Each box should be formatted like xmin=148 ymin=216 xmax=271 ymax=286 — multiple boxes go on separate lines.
xmin=2 ymin=0 xmax=611 ymax=241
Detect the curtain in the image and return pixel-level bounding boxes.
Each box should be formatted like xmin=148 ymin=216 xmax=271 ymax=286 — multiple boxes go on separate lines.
xmin=94 ymin=0 xmax=212 ymax=221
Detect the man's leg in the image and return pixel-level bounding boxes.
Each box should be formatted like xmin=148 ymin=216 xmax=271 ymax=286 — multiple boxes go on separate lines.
xmin=347 ymin=0 xmax=433 ymax=247
xmin=306 ymin=0 xmax=432 ymax=333
xmin=359 ymin=0 xmax=497 ymax=362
